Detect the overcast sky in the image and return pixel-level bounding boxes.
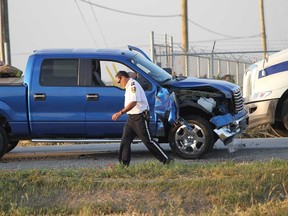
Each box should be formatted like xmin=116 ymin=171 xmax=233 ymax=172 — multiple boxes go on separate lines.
xmin=8 ymin=0 xmax=288 ymax=71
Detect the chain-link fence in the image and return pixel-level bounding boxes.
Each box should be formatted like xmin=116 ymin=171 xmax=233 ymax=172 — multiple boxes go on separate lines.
xmin=150 ymin=32 xmax=279 ymax=87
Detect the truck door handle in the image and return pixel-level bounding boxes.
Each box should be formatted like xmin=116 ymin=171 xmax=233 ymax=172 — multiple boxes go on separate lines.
xmin=86 ymin=94 xmax=99 ymax=101
xmin=34 ymin=93 xmax=46 ymax=101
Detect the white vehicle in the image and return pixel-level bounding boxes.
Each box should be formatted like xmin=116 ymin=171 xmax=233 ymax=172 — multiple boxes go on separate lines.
xmin=243 ymin=49 xmax=288 ymax=136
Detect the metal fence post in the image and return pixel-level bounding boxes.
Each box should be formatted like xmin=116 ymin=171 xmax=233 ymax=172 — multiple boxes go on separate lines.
xmin=207 ymin=58 xmax=210 ymax=78
xmin=236 ymin=62 xmax=239 ymax=84
xmin=185 ymin=54 xmax=189 ymax=76
xmin=211 ymin=41 xmax=216 ymax=78
xmin=150 ymin=31 xmax=155 ymax=63
xmin=226 ymin=61 xmax=230 ymax=75
xmin=217 ymin=60 xmax=221 ymax=77
xmin=164 ymin=34 xmax=168 ymax=68
xmin=197 ymin=56 xmax=200 ymax=77
xmin=170 ymin=36 xmax=174 ymax=72
xmin=211 ymin=53 xmax=214 ymax=78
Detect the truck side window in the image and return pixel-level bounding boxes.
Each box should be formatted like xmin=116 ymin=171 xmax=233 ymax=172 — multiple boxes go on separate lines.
xmin=40 ymin=59 xmax=79 ymax=86
xmin=96 ymin=61 xmax=130 ymax=86
xmin=93 ymin=60 xmax=151 ymax=90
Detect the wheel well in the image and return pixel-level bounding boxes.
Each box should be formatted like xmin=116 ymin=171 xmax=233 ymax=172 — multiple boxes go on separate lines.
xmin=0 ymin=116 xmax=12 ymax=135
xmin=275 ymin=90 xmax=288 ymax=121
xmin=179 ymin=106 xmax=212 ymax=121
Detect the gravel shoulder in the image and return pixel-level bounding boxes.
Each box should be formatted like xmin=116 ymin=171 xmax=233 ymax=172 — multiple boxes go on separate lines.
xmin=1 ymin=138 xmax=288 ymax=170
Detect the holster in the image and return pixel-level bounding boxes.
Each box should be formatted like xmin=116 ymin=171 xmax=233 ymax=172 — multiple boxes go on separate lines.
xmin=143 ymin=110 xmax=150 ymax=123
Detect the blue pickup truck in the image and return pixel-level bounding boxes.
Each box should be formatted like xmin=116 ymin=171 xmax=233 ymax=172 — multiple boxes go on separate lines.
xmin=0 ymin=46 xmax=248 ymax=159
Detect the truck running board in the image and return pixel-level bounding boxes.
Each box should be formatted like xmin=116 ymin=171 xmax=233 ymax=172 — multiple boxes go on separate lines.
xmin=31 ymin=138 xmax=142 ymax=144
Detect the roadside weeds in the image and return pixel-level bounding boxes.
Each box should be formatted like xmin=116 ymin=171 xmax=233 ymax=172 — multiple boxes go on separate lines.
xmin=1 ymin=160 xmax=288 ymax=215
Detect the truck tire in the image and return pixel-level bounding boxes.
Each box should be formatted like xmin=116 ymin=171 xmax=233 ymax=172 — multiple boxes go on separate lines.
xmin=271 ymin=122 xmax=288 ymax=137
xmin=6 ymin=141 xmax=19 ymax=153
xmin=282 ymin=99 xmax=288 ymax=130
xmin=271 ymin=99 xmax=288 ymax=137
xmin=0 ymin=126 xmax=8 ymax=159
xmin=168 ymin=115 xmax=215 ymax=159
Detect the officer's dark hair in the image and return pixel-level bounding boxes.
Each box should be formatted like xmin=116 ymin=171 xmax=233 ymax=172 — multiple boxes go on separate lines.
xmin=116 ymin=70 xmax=129 ymax=78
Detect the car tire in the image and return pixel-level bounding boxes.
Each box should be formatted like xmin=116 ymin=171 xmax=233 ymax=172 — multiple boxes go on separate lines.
xmin=0 ymin=126 xmax=8 ymax=159
xmin=169 ymin=115 xmax=215 ymax=159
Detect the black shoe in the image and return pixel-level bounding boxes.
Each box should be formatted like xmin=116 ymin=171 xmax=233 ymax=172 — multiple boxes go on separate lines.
xmin=119 ymin=161 xmax=130 ymax=168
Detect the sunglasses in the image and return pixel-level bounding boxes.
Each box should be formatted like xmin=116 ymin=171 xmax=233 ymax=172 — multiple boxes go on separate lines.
xmin=117 ymin=77 xmax=122 ymax=84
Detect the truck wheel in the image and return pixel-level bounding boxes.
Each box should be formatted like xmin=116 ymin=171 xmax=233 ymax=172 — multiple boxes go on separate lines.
xmin=0 ymin=126 xmax=8 ymax=159
xmin=271 ymin=99 xmax=288 ymax=137
xmin=6 ymin=141 xmax=19 ymax=153
xmin=271 ymin=122 xmax=288 ymax=137
xmin=169 ymin=116 xmax=215 ymax=159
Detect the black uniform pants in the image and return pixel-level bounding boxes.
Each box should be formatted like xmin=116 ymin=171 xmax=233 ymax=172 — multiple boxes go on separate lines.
xmin=119 ymin=113 xmax=169 ymax=166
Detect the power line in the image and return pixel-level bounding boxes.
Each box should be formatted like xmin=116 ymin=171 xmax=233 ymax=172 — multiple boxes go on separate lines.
xmin=188 ymin=18 xmax=261 ymax=39
xmin=190 ymin=34 xmax=261 ymax=44
xmin=87 ymin=0 xmax=108 ymax=47
xmin=74 ymin=0 xmax=99 ymax=47
xmin=188 ymin=18 xmax=233 ymax=38
xmin=80 ymin=0 xmax=261 ymax=43
xmin=79 ymin=0 xmax=181 ymax=18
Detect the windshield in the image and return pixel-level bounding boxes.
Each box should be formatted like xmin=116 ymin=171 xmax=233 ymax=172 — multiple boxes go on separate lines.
xmin=131 ymin=54 xmax=172 ymax=83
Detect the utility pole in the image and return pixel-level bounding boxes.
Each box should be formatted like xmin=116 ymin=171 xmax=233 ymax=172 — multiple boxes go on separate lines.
xmin=259 ymin=0 xmax=267 ymax=60
xmin=181 ymin=0 xmax=189 ymax=76
xmin=181 ymin=0 xmax=188 ymax=54
xmin=0 ymin=0 xmax=11 ymax=64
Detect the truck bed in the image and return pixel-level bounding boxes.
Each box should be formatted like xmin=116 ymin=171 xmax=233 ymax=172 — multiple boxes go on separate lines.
xmin=0 ymin=77 xmax=24 ymax=84
xmin=0 ymin=84 xmax=29 ymax=135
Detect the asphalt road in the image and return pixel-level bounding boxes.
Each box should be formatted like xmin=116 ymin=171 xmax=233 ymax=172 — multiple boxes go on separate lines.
xmin=1 ymin=138 xmax=288 ymax=170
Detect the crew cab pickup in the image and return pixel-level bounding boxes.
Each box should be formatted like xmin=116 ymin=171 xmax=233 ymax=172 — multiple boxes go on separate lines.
xmin=0 ymin=46 xmax=248 ymax=159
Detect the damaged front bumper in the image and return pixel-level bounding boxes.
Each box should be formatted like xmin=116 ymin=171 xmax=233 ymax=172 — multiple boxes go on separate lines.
xmin=154 ymin=87 xmax=249 ymax=146
xmin=211 ymin=110 xmax=248 ymax=145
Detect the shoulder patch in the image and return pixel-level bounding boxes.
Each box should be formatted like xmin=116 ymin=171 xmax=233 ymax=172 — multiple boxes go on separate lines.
xmin=130 ymin=81 xmax=136 ymax=93
xmin=131 ymin=85 xmax=136 ymax=93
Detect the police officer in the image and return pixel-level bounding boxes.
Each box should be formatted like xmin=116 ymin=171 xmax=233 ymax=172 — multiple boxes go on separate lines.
xmin=112 ymin=71 xmax=172 ymax=166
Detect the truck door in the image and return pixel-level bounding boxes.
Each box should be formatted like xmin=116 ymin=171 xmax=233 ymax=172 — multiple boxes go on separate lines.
xmin=29 ymin=58 xmax=86 ymax=137
xmin=84 ymin=59 xmax=157 ymax=137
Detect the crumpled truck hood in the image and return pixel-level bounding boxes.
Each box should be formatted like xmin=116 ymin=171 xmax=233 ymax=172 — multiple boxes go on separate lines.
xmin=167 ymin=77 xmax=239 ymax=99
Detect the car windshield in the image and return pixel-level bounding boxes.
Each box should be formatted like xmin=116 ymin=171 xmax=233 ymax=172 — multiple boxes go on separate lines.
xmin=131 ymin=54 xmax=172 ymax=84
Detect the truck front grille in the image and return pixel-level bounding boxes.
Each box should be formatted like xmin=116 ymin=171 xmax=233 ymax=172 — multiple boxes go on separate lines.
xmin=233 ymin=87 xmax=244 ymax=113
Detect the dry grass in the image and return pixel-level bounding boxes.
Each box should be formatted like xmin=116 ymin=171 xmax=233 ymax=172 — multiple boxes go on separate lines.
xmin=1 ymin=160 xmax=288 ymax=215
xmin=239 ymin=125 xmax=280 ymax=138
